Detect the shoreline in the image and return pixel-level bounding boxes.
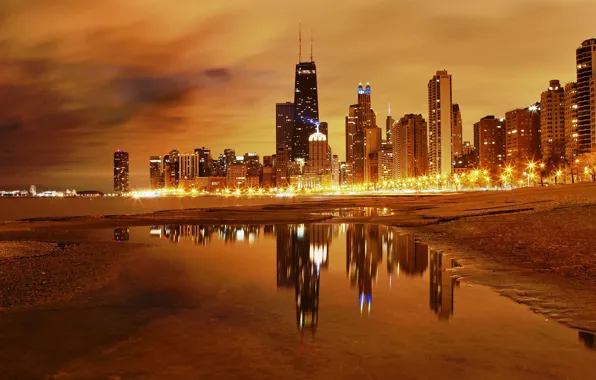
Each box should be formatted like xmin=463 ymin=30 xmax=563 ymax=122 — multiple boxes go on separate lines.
xmin=2 ymin=183 xmax=596 ymax=331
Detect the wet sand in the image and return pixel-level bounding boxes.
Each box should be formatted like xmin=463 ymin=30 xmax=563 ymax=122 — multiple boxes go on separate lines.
xmin=2 ymin=183 xmax=596 ymax=330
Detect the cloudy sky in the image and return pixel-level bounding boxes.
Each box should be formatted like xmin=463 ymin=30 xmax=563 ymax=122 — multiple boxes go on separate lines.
xmin=0 ymin=0 xmax=594 ymax=190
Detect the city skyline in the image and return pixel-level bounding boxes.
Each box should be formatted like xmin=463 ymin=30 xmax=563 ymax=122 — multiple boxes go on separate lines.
xmin=1 ymin=1 xmax=596 ymax=190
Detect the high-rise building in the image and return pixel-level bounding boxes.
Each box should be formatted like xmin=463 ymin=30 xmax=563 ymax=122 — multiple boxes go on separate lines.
xmin=276 ymin=146 xmax=289 ymax=187
xmin=276 ymin=102 xmax=295 ymax=157
xmin=392 ymin=114 xmax=428 ymax=179
xmin=565 ymin=82 xmax=579 ymax=162
xmin=179 ymin=153 xmax=198 ymax=181
xmin=149 ymin=156 xmax=164 ymax=190
xmin=162 ymin=155 xmax=171 ymax=188
xmin=452 ymin=104 xmax=463 ymax=160
xmin=304 ymin=127 xmax=331 ymax=176
xmin=505 ymin=105 xmax=541 ymax=164
xmin=331 ymin=154 xmax=340 ymax=187
xmin=428 ymin=70 xmax=453 ymax=176
xmin=243 ymin=152 xmax=260 ymax=177
xmin=474 ymin=116 xmax=506 ymax=175
xmin=345 ymin=104 xmax=360 ymax=182
xmin=113 ymin=150 xmax=130 ymax=193
xmin=212 ymin=154 xmax=226 ymax=177
xmin=227 ymin=156 xmax=246 ymax=188
xmin=195 ymin=147 xmax=213 ymax=177
xmin=167 ymin=149 xmax=180 ymax=188
xmin=386 ymin=104 xmax=394 ymax=141
xmin=293 ymin=54 xmax=319 ymax=161
xmin=224 ymin=148 xmax=236 ymax=177
xmin=378 ymin=141 xmax=393 ymax=182
xmin=365 ymin=125 xmax=382 ymax=184
xmin=345 ymin=84 xmax=377 ymax=185
xmin=540 ymin=80 xmax=566 ymax=162
xmin=262 ymin=155 xmax=275 ymax=188
xmin=576 ymin=38 xmax=596 ymax=153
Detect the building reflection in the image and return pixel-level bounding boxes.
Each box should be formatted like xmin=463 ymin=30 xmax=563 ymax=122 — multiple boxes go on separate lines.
xmin=114 ymin=228 xmax=129 ymax=242
xmin=579 ymin=331 xmax=596 ymax=350
xmin=346 ymin=225 xmax=382 ymax=314
xmin=387 ymin=234 xmax=428 ymax=278
xmin=429 ymin=250 xmax=458 ymax=320
xmin=276 ymin=224 xmax=331 ymax=333
xmin=147 ymin=223 xmax=458 ymax=323
xmin=148 ymin=224 xmax=260 ymax=245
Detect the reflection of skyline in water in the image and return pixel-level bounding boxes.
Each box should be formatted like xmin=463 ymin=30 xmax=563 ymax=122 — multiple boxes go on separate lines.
xmin=579 ymin=331 xmax=596 ymax=350
xmin=138 ymin=224 xmax=458 ymax=324
xmin=114 ymin=228 xmax=129 ymax=242
xmin=148 ymin=224 xmax=261 ymax=245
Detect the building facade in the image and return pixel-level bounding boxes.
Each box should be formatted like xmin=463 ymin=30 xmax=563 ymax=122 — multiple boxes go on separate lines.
xmin=428 ymin=70 xmax=453 ymax=177
xmin=179 ymin=153 xmax=198 ymax=188
xmin=195 ymin=147 xmax=212 ymax=177
xmin=378 ymin=141 xmax=393 ymax=182
xmin=505 ymin=105 xmax=541 ymax=164
xmin=540 ymin=80 xmax=566 ymax=162
xmin=452 ymin=104 xmax=463 ymax=160
xmin=276 ymin=102 xmax=295 ymax=157
xmin=576 ymin=38 xmax=596 ymax=154
xmin=392 ymin=114 xmax=428 ymax=179
xmin=227 ymin=157 xmax=247 ymax=188
xmin=293 ymin=61 xmax=319 ymax=161
xmin=149 ymin=156 xmax=164 ymax=190
xmin=474 ymin=116 xmax=506 ymax=175
xmin=113 ymin=150 xmax=130 ymax=193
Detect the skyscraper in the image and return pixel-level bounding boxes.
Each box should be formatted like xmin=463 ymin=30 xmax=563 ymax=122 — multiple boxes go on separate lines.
xmin=345 ymin=104 xmax=359 ymax=182
xmin=179 ymin=153 xmax=198 ymax=181
xmin=168 ymin=149 xmax=180 ymax=188
xmin=223 ymin=148 xmax=236 ymax=176
xmin=304 ymin=127 xmax=331 ymax=175
xmin=505 ymin=105 xmax=541 ymax=164
xmin=244 ymin=152 xmax=260 ymax=178
xmin=576 ymin=38 xmax=596 ymax=154
xmin=345 ymin=84 xmax=378 ymax=185
xmin=452 ymin=104 xmax=463 ymax=160
xmin=565 ymin=82 xmax=578 ymax=162
xmin=149 ymin=156 xmax=163 ymax=190
xmin=392 ymin=114 xmax=428 ymax=179
xmin=365 ymin=124 xmax=382 ymax=184
xmin=276 ymin=145 xmax=289 ymax=187
xmin=540 ymin=80 xmax=566 ymax=162
xmin=276 ymin=102 xmax=295 ymax=156
xmin=113 ymin=150 xmax=130 ymax=193
xmin=428 ymin=70 xmax=453 ymax=176
xmin=385 ymin=104 xmax=394 ymax=141
xmin=378 ymin=141 xmax=393 ymax=182
xmin=474 ymin=116 xmax=506 ymax=175
xmin=195 ymin=147 xmax=213 ymax=177
xmin=292 ymin=42 xmax=319 ymax=162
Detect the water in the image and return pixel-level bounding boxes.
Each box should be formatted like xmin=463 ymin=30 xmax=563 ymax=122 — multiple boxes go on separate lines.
xmin=1 ymin=224 xmax=595 ymax=379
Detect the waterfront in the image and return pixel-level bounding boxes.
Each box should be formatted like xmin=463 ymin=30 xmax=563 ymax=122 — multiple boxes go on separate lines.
xmin=1 ymin=224 xmax=594 ymax=379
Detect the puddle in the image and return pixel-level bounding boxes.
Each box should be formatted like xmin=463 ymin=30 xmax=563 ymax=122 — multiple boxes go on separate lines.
xmin=1 ymin=223 xmax=594 ymax=379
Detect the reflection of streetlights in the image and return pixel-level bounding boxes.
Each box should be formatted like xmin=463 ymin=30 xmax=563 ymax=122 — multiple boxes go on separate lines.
xmin=555 ymin=170 xmax=562 ymax=185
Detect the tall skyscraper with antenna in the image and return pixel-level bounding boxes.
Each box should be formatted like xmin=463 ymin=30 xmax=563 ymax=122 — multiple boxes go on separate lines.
xmin=292 ymin=26 xmax=320 ymax=162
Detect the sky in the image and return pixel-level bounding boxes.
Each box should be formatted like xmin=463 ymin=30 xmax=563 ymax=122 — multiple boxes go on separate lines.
xmin=0 ymin=0 xmax=595 ymax=191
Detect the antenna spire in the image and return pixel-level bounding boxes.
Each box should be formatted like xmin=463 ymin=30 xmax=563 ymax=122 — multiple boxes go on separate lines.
xmin=388 ymin=103 xmax=391 ymax=117
xmin=310 ymin=27 xmax=313 ymax=61
xmin=298 ymin=21 xmax=302 ymax=63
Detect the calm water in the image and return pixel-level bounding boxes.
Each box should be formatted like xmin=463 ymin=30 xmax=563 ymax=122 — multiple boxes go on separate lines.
xmin=2 ymin=223 xmax=595 ymax=379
